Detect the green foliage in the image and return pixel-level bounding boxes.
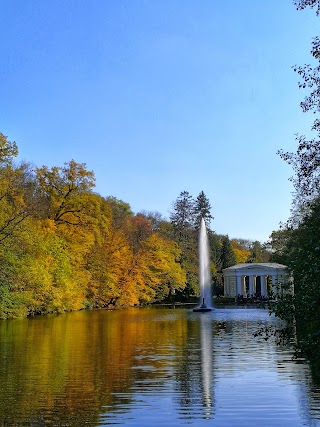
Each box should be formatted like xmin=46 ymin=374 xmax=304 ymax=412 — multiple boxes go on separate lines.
xmin=270 ymin=1 xmax=320 ymax=369
xmin=282 ymin=199 xmax=320 ymax=356
xmin=170 ymin=191 xmax=195 ymax=238
xmin=268 ymin=226 xmax=293 ymax=265
xmin=169 ymin=191 xmax=199 ymax=298
xmin=209 ymin=233 xmax=239 ymax=296
xmin=220 ymin=235 xmax=236 ymax=269
xmin=0 ymin=286 xmax=29 ymax=319
xmin=268 ymin=200 xmax=320 ymax=361
xmin=278 ymin=2 xmax=320 ymax=215
xmin=246 ymin=240 xmax=271 ymax=263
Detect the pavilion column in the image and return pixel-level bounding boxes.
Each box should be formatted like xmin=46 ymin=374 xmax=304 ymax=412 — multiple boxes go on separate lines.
xmin=241 ymin=276 xmax=246 ymax=297
xmin=260 ymin=275 xmax=266 ymax=296
xmin=231 ymin=277 xmax=236 ymax=296
xmin=253 ymin=276 xmax=257 ymax=296
xmin=236 ymin=275 xmax=242 ymax=296
xmin=248 ymin=275 xmax=253 ymax=297
xmin=227 ymin=276 xmax=231 ymax=296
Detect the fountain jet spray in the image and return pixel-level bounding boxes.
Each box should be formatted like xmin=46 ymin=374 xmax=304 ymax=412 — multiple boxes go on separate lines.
xmin=193 ymin=218 xmax=212 ymax=312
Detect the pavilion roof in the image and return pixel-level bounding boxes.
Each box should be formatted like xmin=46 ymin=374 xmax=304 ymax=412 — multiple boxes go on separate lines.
xmin=223 ymin=262 xmax=287 ymax=272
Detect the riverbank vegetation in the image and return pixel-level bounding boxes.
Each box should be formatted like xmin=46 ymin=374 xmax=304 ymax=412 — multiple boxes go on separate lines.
xmin=266 ymin=0 xmax=320 ymax=371
xmin=0 ymin=133 xmax=269 ymax=319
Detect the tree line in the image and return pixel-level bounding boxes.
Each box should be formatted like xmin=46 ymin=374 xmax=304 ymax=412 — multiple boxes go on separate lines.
xmin=0 ymin=135 xmax=269 ymax=319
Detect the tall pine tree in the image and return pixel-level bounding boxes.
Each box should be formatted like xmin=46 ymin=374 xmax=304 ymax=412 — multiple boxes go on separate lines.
xmin=193 ymin=191 xmax=214 ymax=230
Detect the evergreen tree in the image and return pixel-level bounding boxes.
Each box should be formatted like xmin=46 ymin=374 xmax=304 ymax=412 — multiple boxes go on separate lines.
xmin=170 ymin=191 xmax=198 ymax=298
xmin=208 ymin=232 xmax=223 ymax=296
xmin=193 ymin=191 xmax=213 ymax=230
xmin=170 ymin=191 xmax=195 ymax=240
xmin=220 ymin=235 xmax=236 ymax=269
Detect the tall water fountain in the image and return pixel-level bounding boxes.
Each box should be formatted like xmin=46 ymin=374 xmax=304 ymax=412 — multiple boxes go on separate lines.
xmin=193 ymin=217 xmax=213 ymax=312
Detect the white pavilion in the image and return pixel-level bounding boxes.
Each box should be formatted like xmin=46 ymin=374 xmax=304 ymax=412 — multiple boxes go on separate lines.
xmin=222 ymin=263 xmax=290 ymax=298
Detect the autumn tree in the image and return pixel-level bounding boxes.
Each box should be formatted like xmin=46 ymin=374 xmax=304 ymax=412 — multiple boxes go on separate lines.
xmin=0 ymin=133 xmax=18 ymax=163
xmin=36 ymin=160 xmax=96 ymax=226
xmin=231 ymin=239 xmax=251 ymax=264
xmin=138 ymin=210 xmax=164 ymax=232
xmin=116 ymin=213 xmax=186 ymax=305
xmin=84 ymin=195 xmax=127 ymax=307
xmin=0 ymin=135 xmax=35 ymax=243
xmin=105 ymin=196 xmax=133 ymax=229
xmin=0 ymin=137 xmax=205 ymax=316
xmin=137 ymin=232 xmax=186 ymax=302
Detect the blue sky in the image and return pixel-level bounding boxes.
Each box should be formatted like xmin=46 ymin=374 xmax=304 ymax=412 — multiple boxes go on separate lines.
xmin=1 ymin=1 xmax=318 ymax=242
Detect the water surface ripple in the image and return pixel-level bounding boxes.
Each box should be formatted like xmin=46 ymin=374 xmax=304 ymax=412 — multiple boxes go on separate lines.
xmin=0 ymin=307 xmax=320 ymax=426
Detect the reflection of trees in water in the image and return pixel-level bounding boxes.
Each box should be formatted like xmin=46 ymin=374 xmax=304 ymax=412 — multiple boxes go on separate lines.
xmin=173 ymin=320 xmax=202 ymax=418
xmin=2 ymin=308 xmax=320 ymax=425
xmin=217 ymin=311 xmax=320 ymax=425
xmin=275 ymin=352 xmax=320 ymax=424
xmin=309 ymin=359 xmax=320 ymax=385
xmin=0 ymin=312 xmax=105 ymax=426
xmin=0 ymin=308 xmax=193 ymax=425
xmin=307 ymin=359 xmax=320 ymax=421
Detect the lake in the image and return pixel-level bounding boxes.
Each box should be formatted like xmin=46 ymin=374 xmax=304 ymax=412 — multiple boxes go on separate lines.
xmin=0 ymin=306 xmax=320 ymax=426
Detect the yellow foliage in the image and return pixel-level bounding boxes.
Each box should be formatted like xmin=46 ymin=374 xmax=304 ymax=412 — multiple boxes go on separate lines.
xmin=231 ymin=240 xmax=250 ymax=264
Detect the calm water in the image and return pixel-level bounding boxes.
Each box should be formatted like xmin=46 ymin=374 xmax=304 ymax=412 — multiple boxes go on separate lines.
xmin=1 ymin=307 xmax=320 ymax=426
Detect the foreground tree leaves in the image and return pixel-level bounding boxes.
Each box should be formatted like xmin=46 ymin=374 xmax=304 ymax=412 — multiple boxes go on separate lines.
xmin=270 ymin=1 xmax=320 ymax=370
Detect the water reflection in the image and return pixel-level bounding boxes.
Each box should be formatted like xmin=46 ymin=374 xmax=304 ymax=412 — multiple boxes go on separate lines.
xmin=199 ymin=314 xmax=213 ymax=419
xmin=0 ymin=308 xmax=320 ymax=426
xmin=172 ymin=312 xmax=216 ymax=423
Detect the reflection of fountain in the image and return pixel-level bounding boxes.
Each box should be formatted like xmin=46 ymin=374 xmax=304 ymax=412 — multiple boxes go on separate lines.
xmin=193 ymin=218 xmax=212 ymax=312
xmin=200 ymin=315 xmax=213 ymax=418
